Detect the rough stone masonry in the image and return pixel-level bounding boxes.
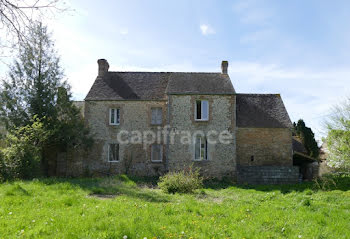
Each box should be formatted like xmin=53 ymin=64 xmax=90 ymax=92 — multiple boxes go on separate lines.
xmin=56 ymin=59 xmax=298 ymax=184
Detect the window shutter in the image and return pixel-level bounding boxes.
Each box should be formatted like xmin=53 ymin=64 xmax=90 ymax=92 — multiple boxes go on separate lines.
xmin=115 ymin=144 xmax=119 ymax=161
xmin=151 ymin=144 xmax=162 ymax=162
xmin=116 ymin=109 xmax=120 ymax=124
xmin=109 ymin=144 xmax=115 ymax=161
xmin=202 ymin=100 xmax=208 ymax=120
xmin=156 ymin=108 xmax=162 ymax=124
xmin=108 ymin=144 xmax=119 ymax=162
xmin=205 ymin=139 xmax=208 ymax=160
xmin=151 ymin=108 xmax=157 ymax=124
xmin=195 ymin=137 xmax=201 ymax=160
xmin=151 ymin=108 xmax=162 ymax=125
xmin=110 ymin=109 xmax=115 ymax=124
xmin=196 ymin=101 xmax=201 ymax=119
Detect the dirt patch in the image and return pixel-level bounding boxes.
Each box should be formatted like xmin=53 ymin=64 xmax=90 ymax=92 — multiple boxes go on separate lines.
xmin=87 ymin=194 xmax=119 ymax=200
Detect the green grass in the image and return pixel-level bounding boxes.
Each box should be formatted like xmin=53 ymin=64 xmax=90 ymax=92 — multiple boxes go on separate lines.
xmin=0 ymin=175 xmax=349 ymax=239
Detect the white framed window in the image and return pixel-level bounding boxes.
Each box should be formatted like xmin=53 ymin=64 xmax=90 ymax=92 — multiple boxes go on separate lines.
xmin=151 ymin=107 xmax=162 ymax=125
xmin=151 ymin=144 xmax=163 ymax=162
xmin=194 ymin=136 xmax=208 ymax=161
xmin=108 ymin=144 xmax=119 ymax=162
xmin=195 ymin=100 xmax=209 ymax=121
xmin=109 ymin=108 xmax=120 ymax=125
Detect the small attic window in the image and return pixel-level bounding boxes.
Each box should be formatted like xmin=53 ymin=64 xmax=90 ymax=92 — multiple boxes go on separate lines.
xmin=251 ymin=155 xmax=254 ymax=162
xmin=195 ymin=100 xmax=209 ymax=121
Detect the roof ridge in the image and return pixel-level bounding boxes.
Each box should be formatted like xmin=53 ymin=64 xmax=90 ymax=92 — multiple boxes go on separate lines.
xmin=107 ymin=71 xmax=221 ymax=74
xmin=237 ymin=93 xmax=281 ymax=96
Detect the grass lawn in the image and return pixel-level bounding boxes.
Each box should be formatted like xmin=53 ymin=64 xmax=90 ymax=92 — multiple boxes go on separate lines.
xmin=0 ymin=175 xmax=349 ymax=239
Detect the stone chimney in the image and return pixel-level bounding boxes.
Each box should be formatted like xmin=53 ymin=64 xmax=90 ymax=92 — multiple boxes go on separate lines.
xmin=221 ymin=60 xmax=228 ymax=74
xmin=97 ymin=59 xmax=109 ymax=77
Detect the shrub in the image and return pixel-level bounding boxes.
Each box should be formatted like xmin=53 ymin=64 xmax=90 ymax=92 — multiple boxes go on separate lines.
xmin=313 ymin=174 xmax=337 ymax=191
xmin=158 ymin=167 xmax=203 ymax=194
xmin=0 ymin=151 xmax=5 ymax=182
xmin=5 ymin=184 xmax=30 ymax=196
xmin=0 ymin=117 xmax=50 ymax=180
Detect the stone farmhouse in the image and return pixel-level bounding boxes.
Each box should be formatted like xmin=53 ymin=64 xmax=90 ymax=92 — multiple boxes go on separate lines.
xmin=61 ymin=59 xmax=301 ymax=184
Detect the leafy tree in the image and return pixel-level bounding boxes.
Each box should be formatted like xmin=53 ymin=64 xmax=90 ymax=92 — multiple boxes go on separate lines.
xmin=53 ymin=87 xmax=93 ymax=151
xmin=0 ymin=22 xmax=92 ymax=178
xmin=325 ymin=97 xmax=350 ymax=170
xmin=0 ymin=116 xmax=50 ymax=180
xmin=293 ymin=119 xmax=320 ymax=159
xmin=0 ymin=22 xmax=66 ymax=129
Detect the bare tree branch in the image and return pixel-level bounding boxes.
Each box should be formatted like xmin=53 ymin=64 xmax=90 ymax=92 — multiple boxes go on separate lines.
xmin=0 ymin=0 xmax=70 ymax=56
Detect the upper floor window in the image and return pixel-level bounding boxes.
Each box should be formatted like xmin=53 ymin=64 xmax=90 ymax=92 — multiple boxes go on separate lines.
xmin=109 ymin=108 xmax=120 ymax=125
xmin=195 ymin=100 xmax=209 ymax=121
xmin=151 ymin=107 xmax=162 ymax=125
xmin=151 ymin=144 xmax=163 ymax=162
xmin=194 ymin=136 xmax=208 ymax=161
xmin=108 ymin=143 xmax=119 ymax=162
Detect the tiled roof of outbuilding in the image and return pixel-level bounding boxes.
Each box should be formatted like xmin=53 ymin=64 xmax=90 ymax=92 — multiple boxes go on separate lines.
xmin=292 ymin=137 xmax=308 ymax=154
xmin=236 ymin=94 xmax=292 ymax=128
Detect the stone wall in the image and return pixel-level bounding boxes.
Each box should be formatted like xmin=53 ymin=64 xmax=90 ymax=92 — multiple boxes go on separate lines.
xmin=57 ymin=96 xmax=295 ymax=182
xmin=167 ymin=95 xmax=236 ymax=179
xmin=59 ymin=95 xmax=237 ymax=178
xmin=236 ymin=128 xmax=293 ymax=166
xmin=80 ymin=100 xmax=168 ymax=177
xmin=237 ymin=166 xmax=299 ymax=184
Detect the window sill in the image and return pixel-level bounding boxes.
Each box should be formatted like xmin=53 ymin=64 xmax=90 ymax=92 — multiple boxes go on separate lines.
xmin=151 ymin=160 xmax=163 ymax=163
xmin=109 ymin=124 xmax=120 ymax=126
xmin=193 ymin=159 xmax=209 ymax=162
xmin=108 ymin=161 xmax=120 ymax=163
xmin=194 ymin=119 xmax=209 ymax=122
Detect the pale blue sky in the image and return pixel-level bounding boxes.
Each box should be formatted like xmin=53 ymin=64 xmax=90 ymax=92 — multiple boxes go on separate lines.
xmin=4 ymin=0 xmax=350 ymax=141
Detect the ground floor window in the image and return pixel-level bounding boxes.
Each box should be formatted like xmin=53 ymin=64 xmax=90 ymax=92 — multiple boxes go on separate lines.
xmin=151 ymin=144 xmax=163 ymax=162
xmin=194 ymin=136 xmax=208 ymax=161
xmin=108 ymin=144 xmax=119 ymax=162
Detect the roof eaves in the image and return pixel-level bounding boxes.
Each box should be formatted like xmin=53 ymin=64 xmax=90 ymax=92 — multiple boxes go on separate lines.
xmin=167 ymin=92 xmax=236 ymax=95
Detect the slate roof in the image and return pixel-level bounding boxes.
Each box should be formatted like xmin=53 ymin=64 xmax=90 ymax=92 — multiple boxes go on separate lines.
xmin=236 ymin=94 xmax=292 ymax=128
xmin=85 ymin=71 xmax=292 ymax=129
xmin=85 ymin=72 xmax=235 ymax=101
xmin=292 ymin=137 xmax=308 ymax=154
xmin=166 ymin=73 xmax=235 ymax=94
xmin=85 ymin=72 xmax=170 ymax=100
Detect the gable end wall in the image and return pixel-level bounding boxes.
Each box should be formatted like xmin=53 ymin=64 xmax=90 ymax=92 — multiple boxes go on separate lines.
xmin=236 ymin=127 xmax=293 ymax=166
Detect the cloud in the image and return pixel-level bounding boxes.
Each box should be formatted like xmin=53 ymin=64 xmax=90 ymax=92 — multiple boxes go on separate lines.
xmin=228 ymin=61 xmax=350 ymax=141
xmin=200 ymin=24 xmax=215 ymax=35
xmin=239 ymin=29 xmax=274 ymax=43
xmin=232 ymin=0 xmax=272 ymax=25
xmin=119 ymin=28 xmax=128 ymax=35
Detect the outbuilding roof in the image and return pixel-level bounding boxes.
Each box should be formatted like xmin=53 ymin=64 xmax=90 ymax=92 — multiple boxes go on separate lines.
xmin=292 ymin=137 xmax=308 ymax=154
xmin=236 ymin=94 xmax=292 ymax=128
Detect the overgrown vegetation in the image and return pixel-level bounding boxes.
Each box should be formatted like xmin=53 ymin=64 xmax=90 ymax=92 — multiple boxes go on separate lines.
xmin=0 ymin=174 xmax=349 ymax=238
xmin=158 ymin=167 xmax=203 ymax=194
xmin=293 ymin=119 xmax=320 ymax=158
xmin=0 ymin=117 xmax=50 ymax=180
xmin=0 ymin=22 xmax=92 ymax=181
xmin=325 ymin=97 xmax=350 ymax=170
